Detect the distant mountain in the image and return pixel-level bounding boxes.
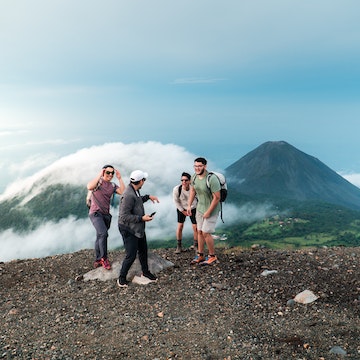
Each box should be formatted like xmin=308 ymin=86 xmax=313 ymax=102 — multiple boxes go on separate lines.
xmin=225 ymin=141 xmax=360 ymax=210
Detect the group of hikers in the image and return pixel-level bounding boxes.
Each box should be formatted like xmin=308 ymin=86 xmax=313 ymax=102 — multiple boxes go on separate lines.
xmin=87 ymin=157 xmax=222 ymax=288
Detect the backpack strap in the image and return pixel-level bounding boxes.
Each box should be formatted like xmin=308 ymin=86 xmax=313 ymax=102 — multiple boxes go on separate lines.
xmin=207 ymin=172 xmax=224 ymax=223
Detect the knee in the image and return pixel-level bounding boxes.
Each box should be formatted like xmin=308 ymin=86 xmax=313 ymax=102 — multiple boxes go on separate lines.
xmin=125 ymin=252 xmax=137 ymax=262
xmin=98 ymin=230 xmax=108 ymax=238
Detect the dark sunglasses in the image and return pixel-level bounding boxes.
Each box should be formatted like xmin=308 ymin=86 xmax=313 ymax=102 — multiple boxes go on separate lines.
xmin=105 ymin=171 xmax=114 ymax=175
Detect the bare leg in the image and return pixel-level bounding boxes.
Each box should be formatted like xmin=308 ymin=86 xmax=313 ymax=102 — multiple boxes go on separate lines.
xmin=197 ymin=230 xmax=205 ymax=254
xmin=203 ymin=232 xmax=215 ymax=255
xmin=176 ymin=223 xmax=184 ymax=253
xmin=176 ymin=222 xmax=184 ymax=242
xmin=192 ymin=224 xmax=198 ymax=251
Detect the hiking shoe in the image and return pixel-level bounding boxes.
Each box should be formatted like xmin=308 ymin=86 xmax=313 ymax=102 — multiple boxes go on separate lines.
xmin=190 ymin=254 xmax=205 ymax=264
xmin=175 ymin=246 xmax=182 ymax=254
xmin=142 ymin=271 xmax=158 ymax=282
xmin=93 ymin=260 xmax=102 ymax=268
xmin=117 ymin=278 xmax=129 ymax=288
xmin=200 ymin=255 xmax=219 ymax=266
xmin=101 ymin=257 xmax=111 ymax=270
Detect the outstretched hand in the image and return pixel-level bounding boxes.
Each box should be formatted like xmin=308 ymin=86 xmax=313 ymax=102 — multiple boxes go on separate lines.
xmin=149 ymin=195 xmax=159 ymax=203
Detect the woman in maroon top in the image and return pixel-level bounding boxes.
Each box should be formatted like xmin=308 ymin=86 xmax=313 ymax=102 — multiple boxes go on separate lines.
xmin=87 ymin=164 xmax=125 ymax=270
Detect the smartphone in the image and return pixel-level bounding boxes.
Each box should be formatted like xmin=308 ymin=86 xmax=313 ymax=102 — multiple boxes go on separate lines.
xmin=150 ymin=212 xmax=156 ymax=217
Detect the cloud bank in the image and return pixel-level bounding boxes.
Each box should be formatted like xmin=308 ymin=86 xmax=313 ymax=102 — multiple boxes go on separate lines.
xmin=0 ymin=141 xmax=277 ymax=262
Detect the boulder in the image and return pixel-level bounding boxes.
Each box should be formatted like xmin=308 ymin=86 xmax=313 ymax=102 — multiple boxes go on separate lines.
xmin=78 ymin=252 xmax=174 ymax=282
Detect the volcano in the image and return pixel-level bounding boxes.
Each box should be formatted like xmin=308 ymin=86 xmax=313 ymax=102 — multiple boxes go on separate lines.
xmin=225 ymin=141 xmax=360 ymax=210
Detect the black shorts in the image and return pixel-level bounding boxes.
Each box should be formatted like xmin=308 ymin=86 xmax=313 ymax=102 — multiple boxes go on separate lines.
xmin=177 ymin=208 xmax=197 ymax=224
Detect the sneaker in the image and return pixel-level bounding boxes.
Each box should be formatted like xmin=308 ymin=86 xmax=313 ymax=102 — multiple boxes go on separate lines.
xmin=200 ymin=255 xmax=218 ymax=266
xmin=93 ymin=260 xmax=102 ymax=268
xmin=190 ymin=254 xmax=205 ymax=264
xmin=101 ymin=257 xmax=111 ymax=270
xmin=142 ymin=271 xmax=158 ymax=282
xmin=175 ymin=246 xmax=182 ymax=254
xmin=117 ymin=278 xmax=129 ymax=288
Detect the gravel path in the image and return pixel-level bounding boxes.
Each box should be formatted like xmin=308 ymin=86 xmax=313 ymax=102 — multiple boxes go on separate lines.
xmin=1 ymin=246 xmax=359 ymax=359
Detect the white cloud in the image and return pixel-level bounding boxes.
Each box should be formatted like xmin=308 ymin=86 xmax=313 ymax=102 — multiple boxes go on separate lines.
xmin=340 ymin=173 xmax=360 ymax=188
xmin=0 ymin=217 xmax=96 ymax=263
xmin=0 ymin=141 xmax=276 ymax=262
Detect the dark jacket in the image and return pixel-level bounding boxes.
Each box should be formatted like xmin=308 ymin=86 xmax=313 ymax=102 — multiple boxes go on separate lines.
xmin=118 ymin=184 xmax=150 ymax=238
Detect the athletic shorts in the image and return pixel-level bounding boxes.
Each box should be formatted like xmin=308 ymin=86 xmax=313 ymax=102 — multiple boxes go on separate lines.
xmin=177 ymin=208 xmax=197 ymax=224
xmin=196 ymin=211 xmax=219 ymax=234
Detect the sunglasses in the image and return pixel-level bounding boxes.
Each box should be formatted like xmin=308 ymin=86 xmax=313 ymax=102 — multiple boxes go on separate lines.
xmin=181 ymin=179 xmax=189 ymax=182
xmin=105 ymin=171 xmax=114 ymax=175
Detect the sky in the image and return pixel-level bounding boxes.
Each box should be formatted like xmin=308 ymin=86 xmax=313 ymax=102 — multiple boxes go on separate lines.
xmin=1 ymin=0 xmax=360 ymax=194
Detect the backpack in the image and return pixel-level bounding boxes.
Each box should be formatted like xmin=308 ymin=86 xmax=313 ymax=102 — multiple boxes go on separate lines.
xmin=207 ymin=171 xmax=227 ymax=203
xmin=208 ymin=171 xmax=227 ymax=223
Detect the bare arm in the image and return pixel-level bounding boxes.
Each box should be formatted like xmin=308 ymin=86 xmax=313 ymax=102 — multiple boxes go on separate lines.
xmin=186 ymin=186 xmax=196 ymax=215
xmin=203 ymin=191 xmax=220 ymax=218
xmin=115 ymin=169 xmax=125 ymax=194
xmin=173 ymin=186 xmax=183 ymax=212
xmin=87 ymin=169 xmax=103 ymax=190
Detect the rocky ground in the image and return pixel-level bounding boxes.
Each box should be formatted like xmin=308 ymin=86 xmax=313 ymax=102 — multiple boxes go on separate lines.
xmin=1 ymin=245 xmax=360 ymax=359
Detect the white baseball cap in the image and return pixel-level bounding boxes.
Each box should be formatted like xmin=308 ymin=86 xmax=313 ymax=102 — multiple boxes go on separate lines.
xmin=130 ymin=170 xmax=148 ymax=182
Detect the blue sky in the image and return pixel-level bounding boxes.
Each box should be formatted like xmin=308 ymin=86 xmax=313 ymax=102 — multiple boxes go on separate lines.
xmin=1 ymin=0 xmax=360 ymax=193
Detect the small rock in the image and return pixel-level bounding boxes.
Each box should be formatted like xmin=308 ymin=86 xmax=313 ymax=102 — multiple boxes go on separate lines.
xmin=211 ymin=282 xmax=228 ymax=290
xmin=286 ymin=299 xmax=296 ymax=307
xmin=260 ymin=270 xmax=278 ymax=276
xmin=329 ymin=346 xmax=347 ymax=356
xmin=294 ymin=290 xmax=318 ymax=304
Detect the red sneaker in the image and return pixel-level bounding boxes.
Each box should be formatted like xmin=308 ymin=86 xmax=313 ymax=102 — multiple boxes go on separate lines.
xmin=93 ymin=260 xmax=102 ymax=268
xmin=101 ymin=257 xmax=111 ymax=270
